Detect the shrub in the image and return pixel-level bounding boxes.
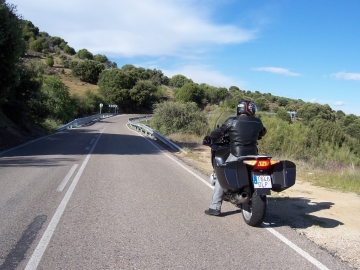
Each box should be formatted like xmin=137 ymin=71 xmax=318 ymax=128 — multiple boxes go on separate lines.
xmin=276 ymin=108 xmax=292 ymax=124
xmin=169 ymin=74 xmax=193 ymax=88
xmin=175 ymin=82 xmax=204 ymax=105
xmin=151 ymin=101 xmax=209 ymax=136
xmin=77 ymin=48 xmax=93 ymax=60
xmin=63 ymin=45 xmax=76 ymax=55
xmin=45 ymin=55 xmax=54 ymax=67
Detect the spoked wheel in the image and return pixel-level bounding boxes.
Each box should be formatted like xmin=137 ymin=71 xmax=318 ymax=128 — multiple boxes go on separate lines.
xmin=241 ymin=194 xmax=267 ymax=227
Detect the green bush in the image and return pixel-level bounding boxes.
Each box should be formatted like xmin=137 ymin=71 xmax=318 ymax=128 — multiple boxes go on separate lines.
xmin=63 ymin=45 xmax=76 ymax=55
xmin=175 ymin=82 xmax=204 ymax=105
xmin=45 ymin=55 xmax=54 ymax=67
xmin=29 ymin=39 xmax=43 ymax=52
xmin=41 ymin=76 xmax=76 ymax=123
xmin=276 ymin=108 xmax=292 ymax=124
xmin=0 ymin=2 xmax=26 ymax=102
xmin=77 ymin=48 xmax=93 ymax=60
xmin=169 ymin=74 xmax=193 ymax=88
xmin=151 ymin=101 xmax=209 ymax=136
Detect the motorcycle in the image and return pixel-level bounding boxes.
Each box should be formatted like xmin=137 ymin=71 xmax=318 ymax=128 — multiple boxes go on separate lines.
xmin=203 ymin=134 xmax=296 ymax=227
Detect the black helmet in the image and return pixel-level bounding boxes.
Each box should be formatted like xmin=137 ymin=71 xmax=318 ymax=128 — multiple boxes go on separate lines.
xmin=237 ymin=100 xmax=257 ymax=116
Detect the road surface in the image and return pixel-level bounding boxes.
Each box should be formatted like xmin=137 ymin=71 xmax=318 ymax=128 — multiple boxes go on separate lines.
xmin=0 ymin=115 xmax=352 ymax=269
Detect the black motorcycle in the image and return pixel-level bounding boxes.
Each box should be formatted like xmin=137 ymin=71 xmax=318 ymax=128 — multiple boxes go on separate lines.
xmin=203 ymin=135 xmax=296 ymax=227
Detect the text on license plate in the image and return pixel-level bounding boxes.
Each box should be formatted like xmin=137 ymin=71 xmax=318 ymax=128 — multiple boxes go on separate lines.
xmin=253 ymin=175 xmax=272 ymax=188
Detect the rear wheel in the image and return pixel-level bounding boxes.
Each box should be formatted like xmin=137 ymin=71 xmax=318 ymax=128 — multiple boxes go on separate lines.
xmin=241 ymin=194 xmax=267 ymax=227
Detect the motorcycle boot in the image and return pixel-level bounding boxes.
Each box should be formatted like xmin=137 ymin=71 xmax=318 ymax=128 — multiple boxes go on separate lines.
xmin=204 ymin=208 xmax=221 ymax=216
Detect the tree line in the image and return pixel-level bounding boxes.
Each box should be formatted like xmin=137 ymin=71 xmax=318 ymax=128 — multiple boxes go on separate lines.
xmin=1 ymin=1 xmax=360 ymax=169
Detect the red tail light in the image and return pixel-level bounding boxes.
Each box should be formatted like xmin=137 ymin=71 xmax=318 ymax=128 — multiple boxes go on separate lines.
xmin=243 ymin=159 xmax=279 ymax=169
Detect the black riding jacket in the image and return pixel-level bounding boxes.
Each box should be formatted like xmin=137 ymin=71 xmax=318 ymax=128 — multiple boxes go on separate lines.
xmin=210 ymin=115 xmax=267 ymax=157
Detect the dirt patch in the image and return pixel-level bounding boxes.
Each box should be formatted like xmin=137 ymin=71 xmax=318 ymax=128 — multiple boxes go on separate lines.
xmin=172 ymin=142 xmax=360 ymax=269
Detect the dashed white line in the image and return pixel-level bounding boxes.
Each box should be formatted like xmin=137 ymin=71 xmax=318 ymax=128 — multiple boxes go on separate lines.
xmin=56 ymin=164 xmax=78 ymax=192
xmin=24 ymin=124 xmax=109 ymax=270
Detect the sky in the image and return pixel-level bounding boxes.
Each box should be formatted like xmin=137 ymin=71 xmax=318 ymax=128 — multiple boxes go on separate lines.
xmin=9 ymin=0 xmax=360 ymax=115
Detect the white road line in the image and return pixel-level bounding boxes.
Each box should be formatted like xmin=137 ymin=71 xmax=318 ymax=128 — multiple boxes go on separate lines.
xmin=56 ymin=164 xmax=78 ymax=192
xmin=130 ymin=127 xmax=329 ymax=270
xmin=24 ymin=124 xmax=109 ymax=270
xmin=263 ymin=225 xmax=329 ymax=270
xmin=90 ymin=138 xmax=95 ymax=144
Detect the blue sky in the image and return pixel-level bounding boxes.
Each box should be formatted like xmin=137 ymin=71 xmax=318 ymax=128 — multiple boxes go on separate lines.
xmin=11 ymin=0 xmax=360 ymax=115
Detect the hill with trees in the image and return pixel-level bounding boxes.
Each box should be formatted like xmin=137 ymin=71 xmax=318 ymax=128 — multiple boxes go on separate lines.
xmin=1 ymin=0 xmax=360 ymax=187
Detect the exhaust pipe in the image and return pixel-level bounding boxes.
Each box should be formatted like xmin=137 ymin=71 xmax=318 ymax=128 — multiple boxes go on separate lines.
xmin=230 ymin=192 xmax=249 ymax=204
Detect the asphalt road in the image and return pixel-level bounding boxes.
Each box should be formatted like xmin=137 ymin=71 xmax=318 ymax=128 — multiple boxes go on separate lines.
xmin=0 ymin=115 xmax=352 ymax=270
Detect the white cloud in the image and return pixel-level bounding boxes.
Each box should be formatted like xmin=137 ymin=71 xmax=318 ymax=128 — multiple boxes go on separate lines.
xmin=13 ymin=0 xmax=256 ymax=58
xmin=163 ymin=65 xmax=247 ymax=89
xmin=252 ymin=67 xmax=300 ymax=76
xmin=334 ymin=101 xmax=345 ymax=106
xmin=331 ymin=71 xmax=360 ymax=81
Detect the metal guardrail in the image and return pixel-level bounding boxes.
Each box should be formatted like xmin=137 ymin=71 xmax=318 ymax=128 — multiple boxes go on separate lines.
xmin=56 ymin=113 xmax=115 ymax=131
xmin=128 ymin=116 xmax=186 ymax=153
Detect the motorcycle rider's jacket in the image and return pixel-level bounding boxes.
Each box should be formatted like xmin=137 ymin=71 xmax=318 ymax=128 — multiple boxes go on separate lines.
xmin=210 ymin=115 xmax=267 ymax=157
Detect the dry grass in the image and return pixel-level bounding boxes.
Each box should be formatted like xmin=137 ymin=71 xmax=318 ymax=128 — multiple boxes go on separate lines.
xmin=60 ymin=72 xmax=99 ymax=97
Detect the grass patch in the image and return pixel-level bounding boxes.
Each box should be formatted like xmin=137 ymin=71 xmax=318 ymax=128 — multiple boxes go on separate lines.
xmin=304 ymin=167 xmax=360 ymax=195
xmin=42 ymin=118 xmax=63 ymax=132
xmin=60 ymin=71 xmax=99 ymax=97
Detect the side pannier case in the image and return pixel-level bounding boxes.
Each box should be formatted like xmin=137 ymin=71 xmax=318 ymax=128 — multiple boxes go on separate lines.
xmin=271 ymin=160 xmax=296 ymax=192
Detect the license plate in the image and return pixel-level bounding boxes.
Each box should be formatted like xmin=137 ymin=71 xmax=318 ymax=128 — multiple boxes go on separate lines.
xmin=253 ymin=175 xmax=272 ymax=188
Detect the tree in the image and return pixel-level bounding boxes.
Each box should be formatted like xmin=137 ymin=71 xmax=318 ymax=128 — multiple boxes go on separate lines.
xmin=175 ymin=82 xmax=204 ymax=105
xmin=2 ymin=65 xmax=43 ymax=124
xmin=77 ymin=48 xmax=93 ymax=60
xmin=29 ymin=38 xmax=48 ymax=52
xmin=276 ymin=108 xmax=292 ymax=124
xmin=161 ymin=76 xmax=170 ymax=86
xmin=229 ymin=86 xmax=240 ymax=93
xmin=98 ymin=69 xmax=134 ymax=112
xmin=21 ymin=20 xmax=39 ymax=42
xmin=71 ymin=60 xmax=105 ymax=84
xmin=341 ymin=114 xmax=358 ymax=127
xmin=41 ymin=76 xmax=76 ymax=122
xmin=169 ymin=74 xmax=193 ymax=88
xmin=297 ymin=103 xmax=335 ymax=123
xmin=94 ymin=54 xmax=108 ymax=63
xmin=63 ymin=45 xmax=75 ymax=55
xmin=277 ymin=97 xmax=289 ymax=107
xmin=0 ymin=2 xmax=26 ymax=102
xmin=345 ymin=119 xmax=360 ymax=141
xmin=202 ymin=84 xmax=228 ymax=104
xmin=129 ymin=80 xmax=159 ymax=111
xmin=255 ymin=97 xmax=270 ymax=111
xmin=49 ymin=36 xmax=64 ymax=47
xmin=335 ymin=110 xmax=345 ymax=120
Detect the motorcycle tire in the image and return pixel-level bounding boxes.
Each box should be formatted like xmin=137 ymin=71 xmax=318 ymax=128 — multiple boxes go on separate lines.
xmin=241 ymin=194 xmax=267 ymax=227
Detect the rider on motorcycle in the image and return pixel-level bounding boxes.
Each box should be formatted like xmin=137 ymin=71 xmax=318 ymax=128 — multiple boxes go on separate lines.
xmin=204 ymin=100 xmax=267 ymax=216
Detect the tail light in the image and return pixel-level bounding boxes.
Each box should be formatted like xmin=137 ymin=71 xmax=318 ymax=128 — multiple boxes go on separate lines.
xmin=243 ymin=159 xmax=280 ymax=169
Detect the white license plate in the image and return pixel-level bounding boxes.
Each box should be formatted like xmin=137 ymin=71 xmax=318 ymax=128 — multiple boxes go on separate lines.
xmin=253 ymin=175 xmax=272 ymax=188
